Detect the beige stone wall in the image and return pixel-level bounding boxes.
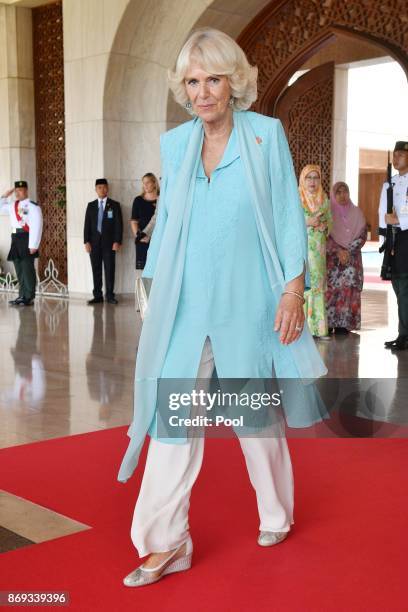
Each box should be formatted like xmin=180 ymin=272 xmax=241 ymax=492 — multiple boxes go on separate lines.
xmin=62 ymin=0 xmax=129 ymax=295
xmin=64 ymin=0 xmax=269 ymax=295
xmin=0 ymin=4 xmax=36 ymax=273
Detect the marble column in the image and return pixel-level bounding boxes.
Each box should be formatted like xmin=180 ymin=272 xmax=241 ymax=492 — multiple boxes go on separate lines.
xmin=62 ymin=0 xmax=129 ymax=296
xmin=331 ymin=66 xmax=348 ymax=187
xmin=0 ymin=4 xmax=36 ymax=274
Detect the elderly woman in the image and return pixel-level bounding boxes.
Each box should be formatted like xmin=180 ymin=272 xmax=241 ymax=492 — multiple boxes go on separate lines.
xmin=299 ymin=165 xmax=332 ymax=340
xmin=326 ymin=182 xmax=367 ymax=334
xmin=119 ymin=28 xmax=327 ymax=587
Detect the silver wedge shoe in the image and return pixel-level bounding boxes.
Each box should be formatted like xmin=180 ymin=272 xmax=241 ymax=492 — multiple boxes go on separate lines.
xmin=257 ymin=531 xmax=289 ymax=547
xmin=123 ymin=537 xmax=193 ymax=587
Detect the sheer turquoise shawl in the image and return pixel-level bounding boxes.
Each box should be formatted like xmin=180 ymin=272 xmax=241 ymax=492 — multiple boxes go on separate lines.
xmin=118 ymin=111 xmax=327 ymax=483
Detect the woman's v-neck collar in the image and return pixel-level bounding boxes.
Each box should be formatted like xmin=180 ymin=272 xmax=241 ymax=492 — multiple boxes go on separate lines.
xmin=197 ymin=126 xmax=240 ymax=179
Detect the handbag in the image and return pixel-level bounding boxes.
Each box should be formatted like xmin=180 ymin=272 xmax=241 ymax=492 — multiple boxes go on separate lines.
xmin=135 ymin=276 xmax=152 ymax=320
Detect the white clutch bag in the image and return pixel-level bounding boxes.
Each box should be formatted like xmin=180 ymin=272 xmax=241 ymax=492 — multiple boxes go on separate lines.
xmin=136 ymin=277 xmax=152 ymax=320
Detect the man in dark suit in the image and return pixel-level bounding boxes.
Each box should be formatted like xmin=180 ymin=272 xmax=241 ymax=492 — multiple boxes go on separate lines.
xmin=84 ymin=178 xmax=123 ymax=304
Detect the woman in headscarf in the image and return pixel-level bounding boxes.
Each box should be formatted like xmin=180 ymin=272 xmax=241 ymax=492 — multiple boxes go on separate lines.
xmin=299 ymin=165 xmax=332 ymax=339
xmin=326 ymin=181 xmax=367 ymax=334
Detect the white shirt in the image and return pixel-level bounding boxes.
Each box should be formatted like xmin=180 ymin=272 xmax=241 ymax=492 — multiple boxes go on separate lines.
xmin=378 ymin=171 xmax=408 ymax=231
xmin=0 ymin=197 xmax=43 ymax=249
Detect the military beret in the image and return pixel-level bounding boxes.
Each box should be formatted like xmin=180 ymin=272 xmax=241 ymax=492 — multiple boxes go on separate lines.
xmin=95 ymin=178 xmax=108 ymax=186
xmin=14 ymin=180 xmax=28 ymax=188
xmin=394 ymin=142 xmax=408 ymax=152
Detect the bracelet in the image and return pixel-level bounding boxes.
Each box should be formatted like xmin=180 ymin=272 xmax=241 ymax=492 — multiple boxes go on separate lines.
xmin=282 ymin=290 xmax=305 ymax=304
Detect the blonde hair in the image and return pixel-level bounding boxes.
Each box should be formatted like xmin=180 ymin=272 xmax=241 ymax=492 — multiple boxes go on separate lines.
xmin=140 ymin=172 xmax=160 ymax=197
xmin=168 ymin=28 xmax=258 ymax=113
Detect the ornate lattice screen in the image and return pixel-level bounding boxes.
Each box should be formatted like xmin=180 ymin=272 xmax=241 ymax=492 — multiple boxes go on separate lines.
xmin=238 ymin=0 xmax=408 ymax=190
xmin=275 ymin=63 xmax=334 ymax=192
xmin=240 ymin=0 xmax=408 ymax=109
xmin=32 ymin=1 xmax=67 ymax=284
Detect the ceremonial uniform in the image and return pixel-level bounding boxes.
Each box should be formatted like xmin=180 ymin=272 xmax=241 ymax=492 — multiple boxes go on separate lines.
xmin=0 ymin=181 xmax=43 ymax=305
xmin=84 ymin=179 xmax=123 ymax=303
xmin=379 ymin=141 xmax=408 ymax=348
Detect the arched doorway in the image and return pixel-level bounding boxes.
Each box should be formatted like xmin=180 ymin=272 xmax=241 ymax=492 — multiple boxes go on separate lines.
xmin=237 ymin=0 xmax=408 ymax=186
xmin=101 ymin=0 xmax=271 ymax=293
xmin=99 ymin=0 xmax=407 ymax=293
xmin=238 ymin=2 xmax=408 ymax=110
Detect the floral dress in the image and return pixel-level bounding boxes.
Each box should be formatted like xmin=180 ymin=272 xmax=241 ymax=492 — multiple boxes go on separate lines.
xmin=326 ymin=227 xmax=367 ymax=330
xmin=303 ymin=197 xmax=332 ymax=336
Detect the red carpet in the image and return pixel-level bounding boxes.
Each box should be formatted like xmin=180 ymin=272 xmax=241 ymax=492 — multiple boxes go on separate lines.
xmin=1 ymin=429 xmax=407 ymax=611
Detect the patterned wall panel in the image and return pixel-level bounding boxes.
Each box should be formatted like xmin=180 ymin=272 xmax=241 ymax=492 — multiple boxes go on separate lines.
xmin=32 ymin=1 xmax=67 ymax=284
xmin=288 ymin=79 xmax=334 ymax=193
xmin=286 ymin=77 xmax=333 ymax=192
xmin=275 ymin=63 xmax=334 ymax=190
xmin=239 ymin=0 xmax=408 ymax=110
xmin=238 ymin=0 xmax=407 ymax=188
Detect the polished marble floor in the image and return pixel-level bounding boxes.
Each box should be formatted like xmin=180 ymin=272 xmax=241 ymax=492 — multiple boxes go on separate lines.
xmin=0 ymin=490 xmax=90 ymax=552
xmin=1 ymin=281 xmax=407 ymax=551
xmin=0 ymin=293 xmax=139 ymax=449
xmin=0 ymin=281 xmax=406 ymax=451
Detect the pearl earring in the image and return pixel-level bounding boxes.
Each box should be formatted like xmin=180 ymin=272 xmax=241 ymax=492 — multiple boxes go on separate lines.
xmin=185 ymin=101 xmax=192 ymax=110
xmin=229 ymin=97 xmax=234 ymax=107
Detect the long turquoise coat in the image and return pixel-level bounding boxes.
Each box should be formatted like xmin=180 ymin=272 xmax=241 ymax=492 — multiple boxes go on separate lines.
xmin=149 ymin=126 xmax=278 ymax=380
xmin=118 ymin=111 xmax=327 ymax=482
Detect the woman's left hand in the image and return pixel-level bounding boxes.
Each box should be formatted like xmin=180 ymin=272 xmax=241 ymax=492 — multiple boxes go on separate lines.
xmin=274 ymin=294 xmax=305 ymax=345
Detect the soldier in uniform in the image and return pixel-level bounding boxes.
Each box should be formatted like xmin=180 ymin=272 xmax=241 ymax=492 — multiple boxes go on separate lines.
xmin=379 ymin=141 xmax=408 ymax=350
xmin=84 ymin=178 xmax=123 ymax=304
xmin=0 ymin=181 xmax=43 ymax=306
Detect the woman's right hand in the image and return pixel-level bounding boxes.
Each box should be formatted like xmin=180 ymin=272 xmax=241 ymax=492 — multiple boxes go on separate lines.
xmin=338 ymin=249 xmax=349 ymax=265
xmin=274 ymin=293 xmax=305 ymax=345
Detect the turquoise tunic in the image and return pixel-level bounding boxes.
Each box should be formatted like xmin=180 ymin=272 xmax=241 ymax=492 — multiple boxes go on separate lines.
xmin=118 ymin=112 xmax=328 ymax=482
xmin=159 ymin=127 xmax=277 ymax=380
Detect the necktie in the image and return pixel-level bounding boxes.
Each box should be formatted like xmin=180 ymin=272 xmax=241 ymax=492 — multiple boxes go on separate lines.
xmin=97 ymin=200 xmax=104 ymax=233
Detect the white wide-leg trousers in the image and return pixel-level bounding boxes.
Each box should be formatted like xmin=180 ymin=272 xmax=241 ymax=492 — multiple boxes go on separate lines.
xmin=131 ymin=338 xmax=294 ymax=557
